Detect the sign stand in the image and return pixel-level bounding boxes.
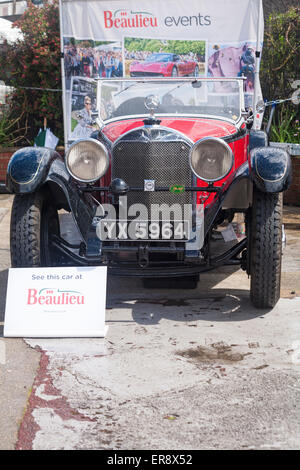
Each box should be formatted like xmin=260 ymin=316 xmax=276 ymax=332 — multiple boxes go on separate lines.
xmin=4 ymin=266 xmax=108 ymax=338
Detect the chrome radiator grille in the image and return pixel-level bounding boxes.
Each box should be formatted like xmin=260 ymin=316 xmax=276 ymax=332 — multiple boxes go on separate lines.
xmin=111 ymin=128 xmax=193 ymax=213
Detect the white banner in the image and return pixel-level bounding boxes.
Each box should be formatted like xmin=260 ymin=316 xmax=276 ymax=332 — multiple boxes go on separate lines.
xmin=60 ymin=0 xmax=264 ymax=144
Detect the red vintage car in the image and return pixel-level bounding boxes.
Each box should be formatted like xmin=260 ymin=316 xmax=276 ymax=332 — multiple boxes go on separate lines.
xmin=129 ymin=53 xmax=199 ymax=77
xmin=7 ymin=77 xmax=291 ymax=308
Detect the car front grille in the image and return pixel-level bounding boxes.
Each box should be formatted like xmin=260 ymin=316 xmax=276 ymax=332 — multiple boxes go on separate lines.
xmin=130 ymin=72 xmax=164 ymax=77
xmin=111 ymin=128 xmax=193 ymax=220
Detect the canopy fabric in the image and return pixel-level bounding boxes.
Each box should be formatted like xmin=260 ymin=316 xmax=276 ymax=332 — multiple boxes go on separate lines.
xmin=0 ymin=18 xmax=23 ymax=44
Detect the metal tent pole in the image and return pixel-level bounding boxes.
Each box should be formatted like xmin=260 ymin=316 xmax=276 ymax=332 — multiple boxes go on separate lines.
xmin=253 ymin=0 xmax=264 ymax=129
xmin=58 ymin=0 xmax=68 ymax=150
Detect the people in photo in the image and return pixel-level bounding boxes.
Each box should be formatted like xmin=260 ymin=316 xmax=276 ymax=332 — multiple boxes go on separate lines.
xmin=70 ymin=95 xmax=95 ymax=139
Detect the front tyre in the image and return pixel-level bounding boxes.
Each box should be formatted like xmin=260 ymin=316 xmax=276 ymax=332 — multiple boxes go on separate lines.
xmin=249 ymin=189 xmax=283 ymax=308
xmin=10 ymin=190 xmax=60 ymax=267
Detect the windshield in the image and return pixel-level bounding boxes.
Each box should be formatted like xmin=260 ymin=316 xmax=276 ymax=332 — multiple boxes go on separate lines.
xmin=98 ymin=78 xmax=243 ymax=123
xmin=145 ymin=54 xmax=173 ymax=62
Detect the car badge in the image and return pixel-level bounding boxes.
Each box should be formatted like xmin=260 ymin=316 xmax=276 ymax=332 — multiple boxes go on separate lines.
xmin=144 ymin=179 xmax=155 ymax=192
xmin=170 ymin=185 xmax=185 ymax=194
xmin=145 ymin=94 xmax=160 ymax=111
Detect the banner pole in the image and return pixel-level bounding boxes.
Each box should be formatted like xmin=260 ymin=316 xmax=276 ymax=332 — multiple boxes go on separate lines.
xmin=253 ymin=0 xmax=263 ymax=129
xmin=58 ymin=0 xmax=68 ymax=150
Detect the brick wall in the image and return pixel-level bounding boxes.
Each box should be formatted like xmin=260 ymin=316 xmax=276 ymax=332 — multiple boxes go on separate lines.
xmin=0 ymin=147 xmax=21 ymax=185
xmin=284 ymin=157 xmax=300 ymax=206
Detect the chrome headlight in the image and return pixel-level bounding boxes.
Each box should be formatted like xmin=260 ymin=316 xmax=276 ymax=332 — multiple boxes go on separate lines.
xmin=189 ymin=137 xmax=233 ymax=182
xmin=66 ymin=139 xmax=109 ymax=182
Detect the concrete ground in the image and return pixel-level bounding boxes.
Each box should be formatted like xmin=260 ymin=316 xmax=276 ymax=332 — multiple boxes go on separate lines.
xmin=0 ymin=194 xmax=300 ymax=450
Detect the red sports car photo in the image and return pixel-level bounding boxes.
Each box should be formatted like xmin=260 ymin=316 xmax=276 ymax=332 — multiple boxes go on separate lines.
xmin=129 ymin=53 xmax=199 ymax=77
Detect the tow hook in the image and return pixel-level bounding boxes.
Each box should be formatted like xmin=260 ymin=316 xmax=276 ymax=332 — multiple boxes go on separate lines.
xmin=138 ymin=245 xmax=149 ymax=268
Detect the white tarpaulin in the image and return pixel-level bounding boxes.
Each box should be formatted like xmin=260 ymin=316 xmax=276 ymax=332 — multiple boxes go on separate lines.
xmin=59 ymin=0 xmax=264 ymax=145
xmin=0 ymin=18 xmax=23 ymax=44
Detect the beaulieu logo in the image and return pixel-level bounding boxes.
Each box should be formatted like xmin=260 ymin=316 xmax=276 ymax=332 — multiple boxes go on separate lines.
xmin=104 ymin=10 xmax=158 ymax=29
xmin=103 ymin=9 xmax=211 ymax=30
xmin=27 ymin=288 xmax=85 ymax=305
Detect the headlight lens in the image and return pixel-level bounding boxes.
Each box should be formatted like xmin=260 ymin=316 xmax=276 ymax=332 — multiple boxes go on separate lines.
xmin=66 ymin=139 xmax=109 ymax=182
xmin=189 ymin=138 xmax=233 ymax=182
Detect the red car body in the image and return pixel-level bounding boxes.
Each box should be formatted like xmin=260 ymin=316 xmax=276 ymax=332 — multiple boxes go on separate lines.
xmin=101 ymin=117 xmax=248 ymax=207
xmin=129 ymin=53 xmax=199 ymax=77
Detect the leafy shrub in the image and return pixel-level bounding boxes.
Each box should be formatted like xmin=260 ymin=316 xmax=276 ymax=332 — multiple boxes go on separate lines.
xmin=268 ymin=105 xmax=300 ymax=143
xmin=260 ymin=7 xmax=300 ymax=141
xmin=0 ymin=0 xmax=63 ymax=145
xmin=0 ymin=105 xmax=29 ymax=147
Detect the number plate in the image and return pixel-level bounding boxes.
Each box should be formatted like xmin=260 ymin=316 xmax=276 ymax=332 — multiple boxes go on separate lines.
xmin=98 ymin=220 xmax=190 ymax=241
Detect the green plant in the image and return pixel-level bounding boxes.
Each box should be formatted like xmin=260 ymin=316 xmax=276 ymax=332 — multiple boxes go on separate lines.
xmin=0 ymin=0 xmax=63 ymax=145
xmin=261 ymin=7 xmax=300 ymax=100
xmin=260 ymin=7 xmax=300 ymax=142
xmin=266 ymin=105 xmax=300 ymax=143
xmin=0 ymin=107 xmax=29 ymax=147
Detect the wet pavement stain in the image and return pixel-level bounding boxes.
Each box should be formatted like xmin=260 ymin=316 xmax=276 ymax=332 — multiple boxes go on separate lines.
xmin=176 ymin=342 xmax=250 ymax=364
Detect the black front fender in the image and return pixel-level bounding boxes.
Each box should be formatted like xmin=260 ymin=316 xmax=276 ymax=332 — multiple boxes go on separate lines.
xmin=250 ymin=146 xmax=292 ymax=193
xmin=6 ymin=146 xmax=63 ymax=194
xmin=6 ymin=146 xmax=96 ymax=242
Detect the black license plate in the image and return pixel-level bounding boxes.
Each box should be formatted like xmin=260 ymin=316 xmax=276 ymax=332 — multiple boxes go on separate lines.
xmin=98 ymin=220 xmax=190 ymax=241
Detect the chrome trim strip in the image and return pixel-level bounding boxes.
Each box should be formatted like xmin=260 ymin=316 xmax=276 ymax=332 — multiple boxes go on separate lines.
xmin=97 ymin=77 xmax=246 ymax=82
xmin=102 ymin=113 xmax=240 ymax=127
xmin=112 ymin=125 xmax=193 ymax=149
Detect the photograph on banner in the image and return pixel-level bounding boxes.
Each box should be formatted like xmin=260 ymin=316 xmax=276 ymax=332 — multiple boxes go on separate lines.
xmin=124 ymin=37 xmax=207 ymax=78
xmin=69 ymin=76 xmax=98 ymax=140
xmin=207 ymin=41 xmax=256 ymax=92
xmin=63 ymin=37 xmax=123 ymax=90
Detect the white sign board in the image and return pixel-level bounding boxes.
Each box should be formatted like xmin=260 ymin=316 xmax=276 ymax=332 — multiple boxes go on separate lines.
xmin=4 ymin=266 xmax=108 ymax=338
xmin=60 ymin=0 xmax=264 ymax=145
